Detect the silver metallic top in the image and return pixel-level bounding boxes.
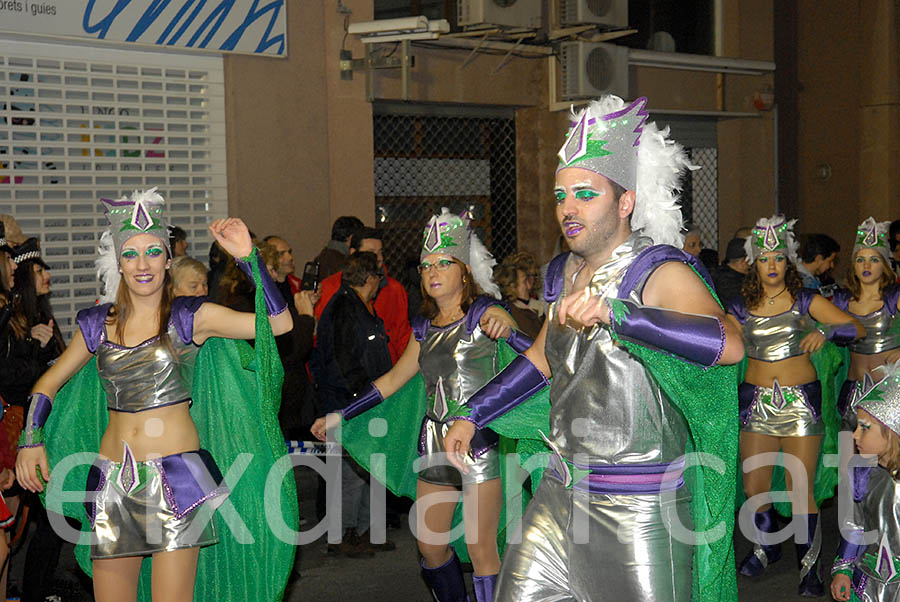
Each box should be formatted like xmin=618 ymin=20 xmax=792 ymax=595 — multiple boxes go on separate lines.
xmin=741 ymin=303 xmax=814 ymax=362
xmin=418 ymin=316 xmax=498 ymax=422
xmin=848 ymin=305 xmax=900 ymax=354
xmin=97 ymin=321 xmax=198 ymax=412
xmin=841 ymin=467 xmax=900 ymax=588
xmin=544 ymin=233 xmax=689 ymax=463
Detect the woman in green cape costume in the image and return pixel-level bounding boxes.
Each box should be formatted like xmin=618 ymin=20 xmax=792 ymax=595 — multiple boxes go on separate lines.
xmin=726 ymin=214 xmax=863 ymax=597
xmin=312 ymin=207 xmax=520 ymax=602
xmin=16 ymin=194 xmax=297 ymax=602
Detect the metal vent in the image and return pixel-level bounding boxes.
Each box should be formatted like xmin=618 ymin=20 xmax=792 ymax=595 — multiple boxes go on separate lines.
xmin=558 ymin=42 xmax=628 ymax=100
xmin=560 ymin=0 xmax=627 ymax=27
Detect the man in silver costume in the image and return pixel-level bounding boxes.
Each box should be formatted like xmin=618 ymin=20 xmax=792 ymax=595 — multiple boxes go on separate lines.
xmin=444 ymin=95 xmax=745 ymax=601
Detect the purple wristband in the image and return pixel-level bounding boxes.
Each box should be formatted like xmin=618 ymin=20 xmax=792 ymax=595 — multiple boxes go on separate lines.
xmin=818 ymin=322 xmax=858 ymax=344
xmin=341 ymin=382 xmax=384 ymax=420
xmin=463 ymin=354 xmax=549 ymax=428
xmin=20 ymin=392 xmax=52 ymax=447
xmin=235 ymin=248 xmax=288 ymax=317
xmin=610 ymin=298 xmax=725 ymax=367
xmin=506 ymin=329 xmax=534 ymax=354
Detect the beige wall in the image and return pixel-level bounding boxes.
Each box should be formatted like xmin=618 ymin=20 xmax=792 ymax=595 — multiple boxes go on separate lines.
xmin=220 ymin=0 xmax=897 ymax=269
xmin=223 ymin=0 xmax=374 ymax=265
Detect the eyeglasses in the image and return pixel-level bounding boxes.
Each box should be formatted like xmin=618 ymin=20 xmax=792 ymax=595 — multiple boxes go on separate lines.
xmin=419 ymin=259 xmax=455 ymax=273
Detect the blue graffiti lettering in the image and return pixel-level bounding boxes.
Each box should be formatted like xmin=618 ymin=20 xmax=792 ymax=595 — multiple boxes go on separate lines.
xmin=81 ymin=0 xmax=284 ymax=54
xmin=188 ymin=0 xmax=234 ymax=48
xmin=83 ymin=0 xmax=132 ymax=38
xmin=220 ymin=0 xmax=284 ymax=54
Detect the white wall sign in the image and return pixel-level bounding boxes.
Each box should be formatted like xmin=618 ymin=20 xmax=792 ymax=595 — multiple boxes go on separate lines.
xmin=0 ymin=0 xmax=286 ymax=57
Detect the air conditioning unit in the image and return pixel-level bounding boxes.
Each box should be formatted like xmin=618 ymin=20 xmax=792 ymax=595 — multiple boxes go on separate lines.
xmin=560 ymin=0 xmax=627 ymax=28
xmin=559 ymin=42 xmax=629 ymax=100
xmin=458 ymin=0 xmax=542 ymax=29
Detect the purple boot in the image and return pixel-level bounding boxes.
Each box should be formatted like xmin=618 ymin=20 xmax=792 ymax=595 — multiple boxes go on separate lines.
xmin=796 ymin=513 xmax=825 ymax=597
xmin=473 ymin=574 xmax=496 ymax=602
xmin=421 ymin=550 xmax=470 ymax=602
xmin=739 ymin=507 xmax=783 ymax=577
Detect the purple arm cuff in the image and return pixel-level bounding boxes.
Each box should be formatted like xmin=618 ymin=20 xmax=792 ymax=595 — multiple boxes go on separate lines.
xmin=459 ymin=354 xmax=549 ymax=429
xmin=834 ymin=535 xmax=866 ymax=571
xmin=818 ymin=322 xmax=859 ymax=344
xmin=20 ymin=392 xmax=52 ymax=447
xmin=610 ymin=298 xmax=725 ymax=367
xmin=506 ymin=329 xmax=534 ymax=354
xmin=235 ymin=248 xmax=288 ymax=317
xmin=340 ymin=382 xmax=384 ymax=421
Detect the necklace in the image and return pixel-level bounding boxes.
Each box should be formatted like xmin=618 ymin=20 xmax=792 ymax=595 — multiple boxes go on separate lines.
xmin=767 ymin=287 xmax=787 ymax=305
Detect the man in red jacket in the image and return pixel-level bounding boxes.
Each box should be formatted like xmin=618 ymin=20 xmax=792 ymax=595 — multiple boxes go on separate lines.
xmin=314 ymin=227 xmax=411 ymax=364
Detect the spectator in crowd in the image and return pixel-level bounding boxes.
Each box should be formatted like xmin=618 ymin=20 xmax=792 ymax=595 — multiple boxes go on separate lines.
xmin=260 ymin=239 xmax=319 ymax=441
xmin=698 ymin=247 xmax=719 ymax=273
xmin=311 ymin=252 xmax=394 ymax=557
xmin=315 ymin=227 xmax=411 ymax=365
xmin=0 ymin=221 xmax=16 ymax=602
xmin=711 ymin=237 xmax=751 ymax=305
xmin=314 ymin=216 xmax=364 ymax=280
xmin=798 ymin=233 xmax=840 ymax=290
xmin=890 ymin=219 xmax=900 ymax=276
xmin=493 ymin=251 xmax=544 ymax=339
xmin=263 ymin=235 xmax=295 ymax=284
xmin=171 ymin=256 xmax=209 ymax=297
xmin=211 ymin=241 xmax=255 ymax=313
xmin=1 ymin=237 xmax=66 ymax=602
xmin=682 ymin=223 xmax=702 ymax=257
xmin=169 ymin=225 xmax=188 ymax=257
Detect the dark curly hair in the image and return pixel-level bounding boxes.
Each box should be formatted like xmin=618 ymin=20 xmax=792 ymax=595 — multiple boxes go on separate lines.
xmin=742 ymin=257 xmax=804 ymax=310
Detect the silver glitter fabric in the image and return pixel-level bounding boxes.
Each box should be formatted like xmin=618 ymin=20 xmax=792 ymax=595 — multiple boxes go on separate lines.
xmin=543 ymin=233 xmax=689 ymax=462
xmin=848 ymin=307 xmax=900 ymax=355
xmin=97 ymin=320 xmax=198 ymax=412
xmin=416 ymin=313 xmax=501 ymax=486
xmin=835 ymin=466 xmax=900 ymax=600
xmin=495 ymin=474 xmax=692 ymax=602
xmin=745 ymin=215 xmax=800 ymax=265
xmin=741 ymin=382 xmax=824 ymax=437
xmin=496 ymin=233 xmax=693 ymax=600
xmin=740 ymin=303 xmax=815 ymax=362
xmin=87 ymin=449 xmax=227 ymax=559
xmin=557 ymin=97 xmax=647 ymax=191
xmin=857 ymin=362 xmax=900 ymax=436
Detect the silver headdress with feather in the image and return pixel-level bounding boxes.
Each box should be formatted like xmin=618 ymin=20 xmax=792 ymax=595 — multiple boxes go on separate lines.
xmin=856 ymin=360 xmax=900 ymax=437
xmin=96 ymin=188 xmax=172 ymax=303
xmin=745 ymin=215 xmax=800 ymax=265
xmin=852 ymin=217 xmax=892 ymax=264
xmin=421 ymin=207 xmax=500 ymax=299
xmin=557 ymin=95 xmax=696 ymax=247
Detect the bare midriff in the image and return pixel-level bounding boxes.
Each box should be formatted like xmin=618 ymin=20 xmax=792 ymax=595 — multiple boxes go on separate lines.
xmin=745 ymin=354 xmax=817 ymax=388
xmin=100 ymin=401 xmax=199 ymax=462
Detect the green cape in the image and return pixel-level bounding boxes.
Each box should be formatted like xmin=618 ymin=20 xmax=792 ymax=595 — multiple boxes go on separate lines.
xmin=40 ymin=252 xmax=298 ymax=601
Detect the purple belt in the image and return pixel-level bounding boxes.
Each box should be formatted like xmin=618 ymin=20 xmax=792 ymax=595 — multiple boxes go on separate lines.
xmin=548 ymin=457 xmax=686 ymax=495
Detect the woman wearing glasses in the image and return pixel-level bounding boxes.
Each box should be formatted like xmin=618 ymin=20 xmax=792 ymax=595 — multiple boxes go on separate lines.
xmin=312 ymin=208 xmax=520 ymax=602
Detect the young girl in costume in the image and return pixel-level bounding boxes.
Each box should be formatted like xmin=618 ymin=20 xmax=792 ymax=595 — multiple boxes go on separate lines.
xmin=312 ymin=208 xmax=519 ymax=602
xmin=833 ymin=218 xmax=900 ymax=431
xmin=15 ymin=190 xmax=293 ymax=602
xmin=831 ymin=360 xmax=900 ymax=601
xmin=726 ymin=215 xmax=863 ymax=596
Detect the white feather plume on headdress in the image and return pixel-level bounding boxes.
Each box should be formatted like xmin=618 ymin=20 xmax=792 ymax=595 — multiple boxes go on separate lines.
xmin=96 ymin=229 xmax=120 ymax=303
xmin=469 ymin=231 xmax=501 ymax=299
xmin=633 ymin=122 xmax=694 ymax=247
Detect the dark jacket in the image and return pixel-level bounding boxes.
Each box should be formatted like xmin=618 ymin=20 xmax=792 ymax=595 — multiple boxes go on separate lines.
xmin=711 ymin=263 xmax=746 ymax=307
xmin=311 ymin=283 xmax=392 ymax=415
xmin=314 ymin=242 xmax=351 ymax=282
xmin=273 ymin=279 xmax=318 ymax=439
xmin=0 ymin=327 xmax=62 ymax=407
